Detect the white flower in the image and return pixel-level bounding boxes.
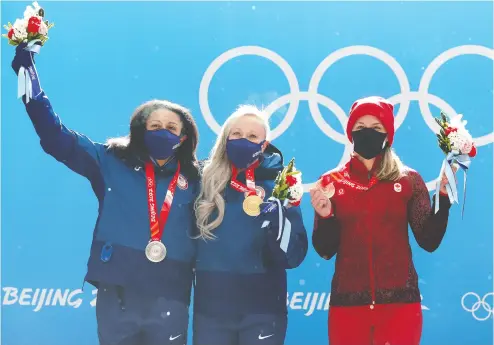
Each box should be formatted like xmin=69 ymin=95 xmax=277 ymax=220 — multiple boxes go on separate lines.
xmin=288 ymin=184 xmax=304 ymax=202
xmin=449 ymin=114 xmax=472 ymax=138
xmin=13 ymin=19 xmax=28 ymax=40
xmin=292 ymin=171 xmax=302 ymax=183
xmin=23 ymin=7 xmax=37 ymax=19
xmin=23 ymin=2 xmax=41 ymax=20
xmin=447 ymin=131 xmax=473 ymax=155
xmin=38 ymin=21 xmax=48 ymax=35
xmin=447 ymin=132 xmax=460 ymax=151
xmin=459 ymin=140 xmax=473 ymax=155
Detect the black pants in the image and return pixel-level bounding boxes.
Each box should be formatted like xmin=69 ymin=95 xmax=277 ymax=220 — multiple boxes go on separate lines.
xmin=96 ymin=284 xmax=189 ymax=345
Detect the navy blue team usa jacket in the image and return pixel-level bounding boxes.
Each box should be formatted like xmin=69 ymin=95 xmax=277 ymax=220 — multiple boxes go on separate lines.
xmin=24 ymin=93 xmax=198 ymax=304
xmin=194 ymin=147 xmax=308 ymax=316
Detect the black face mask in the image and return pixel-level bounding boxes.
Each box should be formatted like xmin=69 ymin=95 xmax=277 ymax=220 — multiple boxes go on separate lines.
xmin=352 ymin=128 xmax=387 ymax=159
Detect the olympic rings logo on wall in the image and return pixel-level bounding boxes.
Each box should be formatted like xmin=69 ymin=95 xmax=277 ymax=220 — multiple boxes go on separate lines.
xmin=199 ymin=45 xmax=494 ymax=191
xmin=461 ymin=292 xmax=494 ymax=321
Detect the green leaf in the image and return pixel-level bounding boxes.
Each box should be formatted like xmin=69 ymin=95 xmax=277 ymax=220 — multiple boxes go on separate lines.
xmin=441 ymin=112 xmax=448 ymax=123
xmin=274 ymin=171 xmax=281 ymax=184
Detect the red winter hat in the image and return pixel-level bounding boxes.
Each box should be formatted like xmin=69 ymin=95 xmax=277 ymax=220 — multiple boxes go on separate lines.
xmin=346 ymin=96 xmax=395 ymax=146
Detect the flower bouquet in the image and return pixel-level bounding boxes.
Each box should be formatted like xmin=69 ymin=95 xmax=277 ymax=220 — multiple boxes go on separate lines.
xmin=266 ymin=158 xmax=303 ymax=208
xmin=2 ymin=2 xmax=54 ymax=103
xmin=260 ymin=158 xmax=303 ymax=241
xmin=434 ymin=111 xmax=476 ymax=217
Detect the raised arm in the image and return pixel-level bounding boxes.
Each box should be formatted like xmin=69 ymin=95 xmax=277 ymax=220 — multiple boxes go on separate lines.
xmin=13 ymin=44 xmax=104 ymax=183
xmin=407 ymin=170 xmax=451 ymax=252
xmin=310 ymin=179 xmax=340 ymax=260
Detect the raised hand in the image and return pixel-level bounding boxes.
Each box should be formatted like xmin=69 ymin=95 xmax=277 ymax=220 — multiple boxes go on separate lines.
xmin=310 ymin=184 xmax=332 ymax=218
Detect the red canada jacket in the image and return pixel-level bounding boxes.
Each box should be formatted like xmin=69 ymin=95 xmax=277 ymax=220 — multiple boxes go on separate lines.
xmin=312 ymin=155 xmax=451 ymax=307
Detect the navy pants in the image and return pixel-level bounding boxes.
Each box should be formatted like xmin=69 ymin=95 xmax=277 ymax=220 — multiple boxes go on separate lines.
xmin=96 ymin=284 xmax=189 ymax=345
xmin=193 ymin=313 xmax=287 ymax=345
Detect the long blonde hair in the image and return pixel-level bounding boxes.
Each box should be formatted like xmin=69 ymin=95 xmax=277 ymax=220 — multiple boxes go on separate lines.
xmin=195 ymin=105 xmax=271 ymax=240
xmin=375 ymin=145 xmax=404 ymax=181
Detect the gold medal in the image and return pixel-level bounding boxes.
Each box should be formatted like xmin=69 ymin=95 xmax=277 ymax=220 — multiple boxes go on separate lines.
xmin=243 ymin=195 xmax=263 ymax=216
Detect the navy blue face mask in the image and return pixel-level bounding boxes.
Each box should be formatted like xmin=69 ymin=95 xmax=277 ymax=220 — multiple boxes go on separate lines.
xmin=226 ymin=138 xmax=265 ymax=169
xmin=144 ymin=129 xmax=182 ymax=160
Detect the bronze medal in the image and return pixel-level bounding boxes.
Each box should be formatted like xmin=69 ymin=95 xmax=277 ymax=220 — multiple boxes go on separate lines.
xmin=318 ymin=181 xmax=335 ymax=199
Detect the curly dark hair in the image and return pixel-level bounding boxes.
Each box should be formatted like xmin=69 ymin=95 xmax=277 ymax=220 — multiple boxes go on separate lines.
xmin=107 ymin=100 xmax=200 ymax=179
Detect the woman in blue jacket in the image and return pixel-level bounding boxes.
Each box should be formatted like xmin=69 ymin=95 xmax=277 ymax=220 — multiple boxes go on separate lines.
xmin=193 ymin=105 xmax=308 ymax=345
xmin=12 ymin=44 xmax=199 ymax=345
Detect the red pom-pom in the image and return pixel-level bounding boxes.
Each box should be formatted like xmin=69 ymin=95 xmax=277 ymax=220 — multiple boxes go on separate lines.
xmin=286 ymin=175 xmax=297 ymax=187
xmin=468 ymin=145 xmax=477 ymax=158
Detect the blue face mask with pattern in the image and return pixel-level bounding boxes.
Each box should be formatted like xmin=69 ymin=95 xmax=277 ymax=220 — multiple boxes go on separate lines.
xmin=144 ymin=129 xmax=182 ymax=160
xmin=226 ymin=138 xmax=265 ymax=168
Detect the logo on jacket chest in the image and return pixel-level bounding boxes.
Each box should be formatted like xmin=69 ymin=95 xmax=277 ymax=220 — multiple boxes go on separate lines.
xmin=177 ymin=174 xmax=188 ymax=190
xmin=394 ymin=183 xmax=402 ymax=193
xmin=244 ymin=186 xmax=265 ymax=200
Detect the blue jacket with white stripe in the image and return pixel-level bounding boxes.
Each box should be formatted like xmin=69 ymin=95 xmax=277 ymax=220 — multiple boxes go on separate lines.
xmin=194 ymin=147 xmax=308 ymax=316
xmin=24 ymin=93 xmax=198 ymax=304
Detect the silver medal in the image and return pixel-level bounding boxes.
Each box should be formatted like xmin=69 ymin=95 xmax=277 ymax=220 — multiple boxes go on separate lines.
xmin=145 ymin=241 xmax=167 ymax=263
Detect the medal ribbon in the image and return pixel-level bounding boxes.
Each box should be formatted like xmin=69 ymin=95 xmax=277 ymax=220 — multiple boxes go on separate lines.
xmin=145 ymin=161 xmax=181 ymax=242
xmin=230 ymin=161 xmax=260 ymax=196
xmin=325 ymin=163 xmax=379 ymax=192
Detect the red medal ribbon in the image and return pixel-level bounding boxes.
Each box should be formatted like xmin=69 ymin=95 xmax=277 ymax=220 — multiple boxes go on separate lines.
xmin=145 ymin=161 xmax=181 ymax=241
xmin=230 ymin=161 xmax=260 ymax=196
xmin=323 ymin=163 xmax=379 ymax=192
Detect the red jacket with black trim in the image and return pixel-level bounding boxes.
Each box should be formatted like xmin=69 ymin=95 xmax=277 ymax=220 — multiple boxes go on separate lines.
xmin=312 ymin=155 xmax=451 ymax=307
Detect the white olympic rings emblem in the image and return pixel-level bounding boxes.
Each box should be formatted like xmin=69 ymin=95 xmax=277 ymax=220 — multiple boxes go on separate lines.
xmin=199 ymin=45 xmax=494 ymax=191
xmin=461 ymin=292 xmax=494 ymax=321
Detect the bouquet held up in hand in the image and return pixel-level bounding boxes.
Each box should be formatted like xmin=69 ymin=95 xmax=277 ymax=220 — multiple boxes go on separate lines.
xmin=3 ymin=2 xmax=54 ymax=103
xmin=266 ymin=158 xmax=303 ymax=210
xmin=260 ymin=158 xmax=303 ymax=243
xmin=434 ymin=111 xmax=477 ymax=217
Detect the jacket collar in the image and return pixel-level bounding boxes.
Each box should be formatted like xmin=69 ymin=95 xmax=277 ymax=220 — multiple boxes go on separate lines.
xmin=126 ymin=154 xmax=179 ymax=177
xmin=347 ymin=153 xmax=382 ymax=183
xmin=234 ymin=144 xmax=284 ymax=182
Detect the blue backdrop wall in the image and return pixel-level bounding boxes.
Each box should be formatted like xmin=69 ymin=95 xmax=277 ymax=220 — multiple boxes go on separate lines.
xmin=1 ymin=1 xmax=493 ymax=345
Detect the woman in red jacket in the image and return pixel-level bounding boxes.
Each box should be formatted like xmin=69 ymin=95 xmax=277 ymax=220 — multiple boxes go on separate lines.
xmin=310 ymin=96 xmax=454 ymax=345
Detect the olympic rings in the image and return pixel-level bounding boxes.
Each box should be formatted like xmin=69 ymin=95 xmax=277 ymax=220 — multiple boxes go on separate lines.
xmin=419 ymin=45 xmax=494 ymax=147
xmin=199 ymin=46 xmax=300 ymax=140
xmin=461 ymin=292 xmax=494 ymax=321
xmin=198 ymin=44 xmax=494 ymax=191
xmin=308 ymin=45 xmax=411 ymax=143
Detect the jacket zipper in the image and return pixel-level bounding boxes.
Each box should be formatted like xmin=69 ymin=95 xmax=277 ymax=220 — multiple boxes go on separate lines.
xmin=367 ymin=173 xmax=376 ymax=310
